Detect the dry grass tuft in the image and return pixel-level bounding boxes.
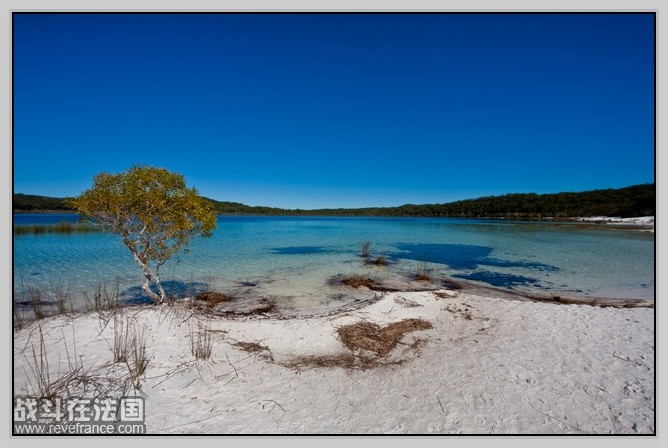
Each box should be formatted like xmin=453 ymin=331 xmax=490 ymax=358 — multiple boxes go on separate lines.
xmin=282 ymin=319 xmax=432 ymax=371
xmin=192 ymin=292 xmax=276 ymax=316
xmin=243 ymin=300 xmax=276 ymax=316
xmin=234 ymin=341 xmax=268 ymax=353
xmin=415 ymin=261 xmax=433 ymax=282
xmin=284 ymin=353 xmax=371 ymax=370
xmin=189 ymin=320 xmax=213 ymax=360
xmin=223 ymin=299 xmax=276 ymax=316
xmin=329 ymin=274 xmax=399 ymax=292
xmin=433 ymin=291 xmax=456 ymax=299
xmin=193 ymin=291 xmax=232 ymax=308
xmin=442 ymin=278 xmax=462 ymax=290
xmin=337 ymin=318 xmax=432 ymax=356
xmin=394 ymin=296 xmax=423 ymax=308
xmin=342 ymin=275 xmax=380 ymax=289
xmin=233 ymin=341 xmax=274 ymax=361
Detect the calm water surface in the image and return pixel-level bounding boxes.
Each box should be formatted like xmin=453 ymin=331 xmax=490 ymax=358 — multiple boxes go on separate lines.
xmin=13 ymin=214 xmax=655 ymax=315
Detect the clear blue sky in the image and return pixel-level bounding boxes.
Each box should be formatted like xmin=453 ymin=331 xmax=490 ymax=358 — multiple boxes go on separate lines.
xmin=13 ymin=13 xmax=655 ymax=209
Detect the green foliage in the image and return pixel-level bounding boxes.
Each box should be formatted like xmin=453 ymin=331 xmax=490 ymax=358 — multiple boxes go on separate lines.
xmin=307 ymin=184 xmax=654 ymax=218
xmin=203 ymin=183 xmax=655 ymax=218
xmin=69 ymin=165 xmax=217 ymax=303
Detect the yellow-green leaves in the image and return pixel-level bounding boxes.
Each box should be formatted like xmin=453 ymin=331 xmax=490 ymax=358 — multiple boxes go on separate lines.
xmin=71 ymin=165 xmax=217 ymax=303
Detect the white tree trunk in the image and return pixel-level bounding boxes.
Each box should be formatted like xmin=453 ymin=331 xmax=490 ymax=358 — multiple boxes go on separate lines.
xmin=131 ymin=250 xmax=165 ymax=304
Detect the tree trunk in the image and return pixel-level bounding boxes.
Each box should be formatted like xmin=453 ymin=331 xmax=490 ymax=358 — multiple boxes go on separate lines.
xmin=153 ymin=264 xmax=167 ymax=303
xmin=131 ymin=250 xmax=165 ymax=304
xmin=141 ymin=274 xmax=163 ymax=304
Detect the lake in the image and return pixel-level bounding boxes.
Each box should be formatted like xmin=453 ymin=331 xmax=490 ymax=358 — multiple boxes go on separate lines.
xmin=13 ymin=214 xmax=655 ymax=315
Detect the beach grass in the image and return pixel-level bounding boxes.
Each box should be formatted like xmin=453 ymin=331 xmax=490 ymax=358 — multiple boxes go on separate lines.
xmin=189 ymin=319 xmax=213 ymax=360
xmin=83 ymin=279 xmax=121 ymax=312
xmin=415 ymin=261 xmax=432 ymax=282
xmin=127 ymin=325 xmax=149 ymax=390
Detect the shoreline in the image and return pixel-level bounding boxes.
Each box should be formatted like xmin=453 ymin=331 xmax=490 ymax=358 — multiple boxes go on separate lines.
xmin=14 ymin=210 xmax=656 ymax=222
xmin=12 ymin=287 xmax=655 ymax=434
xmin=13 ymin=274 xmax=654 ymax=329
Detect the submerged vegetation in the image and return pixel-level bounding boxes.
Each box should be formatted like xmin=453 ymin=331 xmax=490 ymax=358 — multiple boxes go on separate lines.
xmin=14 ymin=221 xmax=101 ymax=236
xmin=360 ymin=241 xmax=372 ymax=258
xmin=14 ymin=183 xmax=655 ymax=218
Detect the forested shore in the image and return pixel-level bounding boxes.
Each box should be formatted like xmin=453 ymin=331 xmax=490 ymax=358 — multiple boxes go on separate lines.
xmin=13 ymin=183 xmax=655 ymax=219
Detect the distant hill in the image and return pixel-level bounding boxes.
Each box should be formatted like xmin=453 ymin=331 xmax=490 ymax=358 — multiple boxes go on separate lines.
xmin=13 ymin=183 xmax=655 ymax=218
xmin=13 ymin=194 xmax=76 ymax=212
xmin=11 ymin=194 xmax=291 ymax=215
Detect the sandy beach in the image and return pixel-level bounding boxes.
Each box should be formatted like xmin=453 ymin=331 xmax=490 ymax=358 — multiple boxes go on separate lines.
xmin=574 ymin=216 xmax=655 ymax=230
xmin=12 ymin=288 xmax=655 ymax=435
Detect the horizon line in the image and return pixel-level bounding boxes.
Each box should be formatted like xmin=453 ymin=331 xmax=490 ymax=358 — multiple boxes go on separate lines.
xmin=12 ymin=181 xmax=655 ymax=211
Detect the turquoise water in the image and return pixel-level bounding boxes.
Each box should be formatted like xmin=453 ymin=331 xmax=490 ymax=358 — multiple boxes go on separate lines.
xmin=13 ymin=214 xmax=655 ymax=314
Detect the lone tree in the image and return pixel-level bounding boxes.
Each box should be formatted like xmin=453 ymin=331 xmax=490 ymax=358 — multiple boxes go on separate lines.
xmin=70 ymin=165 xmax=217 ymax=304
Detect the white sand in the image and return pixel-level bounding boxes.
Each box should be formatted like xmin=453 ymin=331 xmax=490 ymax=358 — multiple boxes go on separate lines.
xmin=575 ymin=216 xmax=655 ymax=227
xmin=12 ymin=290 xmax=655 ymax=435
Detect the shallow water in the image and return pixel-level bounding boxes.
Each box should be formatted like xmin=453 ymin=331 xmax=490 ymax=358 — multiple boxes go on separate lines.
xmin=13 ymin=214 xmax=655 ymax=315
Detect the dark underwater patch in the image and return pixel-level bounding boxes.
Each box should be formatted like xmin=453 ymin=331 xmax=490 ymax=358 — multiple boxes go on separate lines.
xmin=391 ymin=243 xmax=558 ymax=272
xmin=451 ymin=271 xmax=540 ymax=289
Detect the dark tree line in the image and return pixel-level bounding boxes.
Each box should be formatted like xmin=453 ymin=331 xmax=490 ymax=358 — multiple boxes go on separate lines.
xmin=14 ymin=183 xmax=655 ymax=218
xmin=13 ymin=194 xmax=76 ymax=212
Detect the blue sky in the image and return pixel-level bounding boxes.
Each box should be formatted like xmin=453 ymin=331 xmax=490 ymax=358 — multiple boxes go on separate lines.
xmin=13 ymin=13 xmax=655 ymax=209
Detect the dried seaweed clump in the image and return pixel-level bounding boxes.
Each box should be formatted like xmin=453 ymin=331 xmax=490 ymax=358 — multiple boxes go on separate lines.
xmin=284 ymin=353 xmax=374 ymax=370
xmin=193 ymin=291 xmax=232 ymax=308
xmin=337 ymin=318 xmax=432 ymax=356
xmin=328 ymin=274 xmax=399 ymax=292
xmin=341 ymin=275 xmax=381 ymax=289
xmin=233 ymin=341 xmax=274 ymax=361
xmin=282 ymin=319 xmax=432 ymax=371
